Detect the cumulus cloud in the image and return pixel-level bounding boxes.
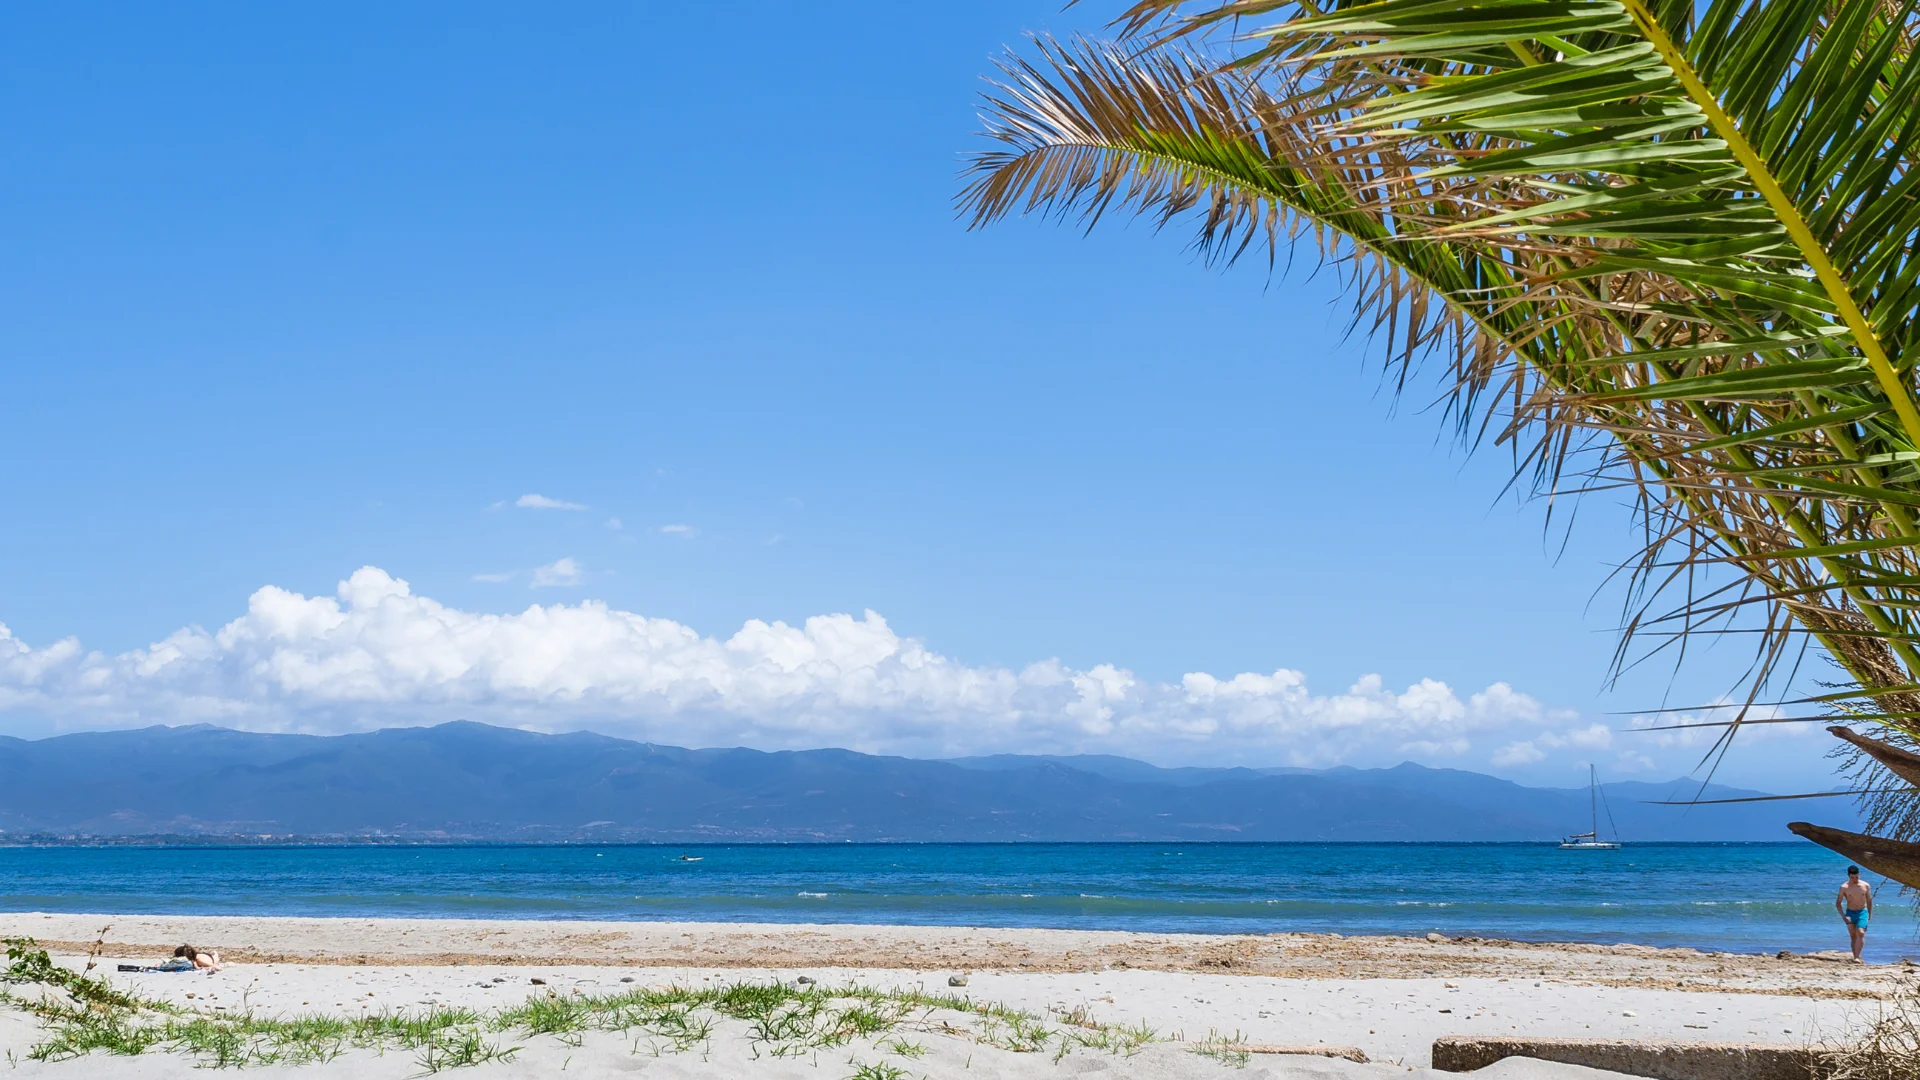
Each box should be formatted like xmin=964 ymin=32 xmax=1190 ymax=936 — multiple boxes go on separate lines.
xmin=1492 ymin=741 xmax=1547 ymax=767
xmin=516 ymin=494 xmax=586 ymax=511
xmin=1554 ymin=723 xmax=1615 ymax=750
xmin=1485 ymin=722 xmax=1615 ymax=768
xmin=0 ymin=567 xmax=1610 ymax=763
xmin=1615 ymin=750 xmax=1658 ymax=772
xmin=530 ymin=558 xmax=583 ymax=588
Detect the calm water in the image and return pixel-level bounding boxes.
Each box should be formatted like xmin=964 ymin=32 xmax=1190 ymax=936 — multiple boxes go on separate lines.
xmin=1 ymin=842 xmax=1910 ymax=962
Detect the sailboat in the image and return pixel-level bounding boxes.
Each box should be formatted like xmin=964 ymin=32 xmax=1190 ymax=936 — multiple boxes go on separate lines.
xmin=1559 ymin=765 xmax=1623 ymax=850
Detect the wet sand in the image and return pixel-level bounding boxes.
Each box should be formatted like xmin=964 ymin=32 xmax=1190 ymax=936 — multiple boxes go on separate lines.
xmin=3 ymin=911 xmax=1901 ymax=994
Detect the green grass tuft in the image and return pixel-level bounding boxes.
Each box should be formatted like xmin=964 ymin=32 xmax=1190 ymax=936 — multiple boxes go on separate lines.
xmin=416 ymin=1027 xmax=519 ymax=1072
xmin=880 ymin=1036 xmax=926 ymax=1058
xmin=1190 ymin=1029 xmax=1252 ymax=1069
xmin=3 ymin=938 xmax=146 ymax=1012
xmin=0 ymin=959 xmax=1163 ymax=1069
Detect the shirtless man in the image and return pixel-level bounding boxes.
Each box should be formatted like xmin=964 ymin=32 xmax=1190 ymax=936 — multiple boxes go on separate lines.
xmin=1836 ymin=865 xmax=1873 ymax=962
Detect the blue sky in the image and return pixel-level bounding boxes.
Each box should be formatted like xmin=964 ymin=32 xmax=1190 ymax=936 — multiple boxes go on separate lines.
xmin=0 ymin=2 xmax=1827 ymax=791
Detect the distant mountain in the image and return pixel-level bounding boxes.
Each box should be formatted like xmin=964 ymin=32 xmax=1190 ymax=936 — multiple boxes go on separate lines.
xmin=0 ymin=721 xmax=1853 ymax=842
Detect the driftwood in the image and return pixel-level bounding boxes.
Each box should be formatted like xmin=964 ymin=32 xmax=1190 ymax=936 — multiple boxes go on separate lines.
xmin=1827 ymin=725 xmax=1920 ymax=789
xmin=1786 ymin=727 xmax=1920 ymax=889
xmin=1431 ymin=1036 xmax=1824 ymax=1079
xmin=1787 ymin=821 xmax=1920 ymax=889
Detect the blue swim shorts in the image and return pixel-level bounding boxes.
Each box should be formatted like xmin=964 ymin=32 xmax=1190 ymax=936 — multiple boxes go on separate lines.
xmin=1846 ymin=907 xmax=1870 ymax=930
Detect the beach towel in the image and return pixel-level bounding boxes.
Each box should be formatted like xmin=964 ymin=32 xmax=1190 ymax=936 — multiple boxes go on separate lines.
xmin=115 ymin=959 xmax=199 ymax=973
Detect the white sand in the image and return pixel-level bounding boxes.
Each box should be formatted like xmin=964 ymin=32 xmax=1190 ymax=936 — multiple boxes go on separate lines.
xmin=0 ymin=914 xmax=1902 ymax=1078
xmin=0 ymin=1009 xmax=1643 ymax=1080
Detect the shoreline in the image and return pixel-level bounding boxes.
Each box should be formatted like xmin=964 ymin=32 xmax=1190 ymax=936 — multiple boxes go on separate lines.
xmin=5 ymin=843 xmax=1884 ymax=963
xmin=2 ymin=912 xmax=1902 ymax=996
xmin=0 ymin=838 xmax=1820 ymax=845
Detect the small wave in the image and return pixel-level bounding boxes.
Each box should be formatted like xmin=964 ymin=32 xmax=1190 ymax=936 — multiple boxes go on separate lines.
xmin=796 ymin=892 xmax=830 ymax=898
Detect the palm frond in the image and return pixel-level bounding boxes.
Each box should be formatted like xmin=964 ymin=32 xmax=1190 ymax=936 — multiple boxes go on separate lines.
xmin=963 ymin=1 xmax=1920 ymax=883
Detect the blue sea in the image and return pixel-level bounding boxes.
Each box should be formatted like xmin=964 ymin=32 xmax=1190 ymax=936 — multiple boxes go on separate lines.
xmin=2 ymin=842 xmax=1911 ymax=963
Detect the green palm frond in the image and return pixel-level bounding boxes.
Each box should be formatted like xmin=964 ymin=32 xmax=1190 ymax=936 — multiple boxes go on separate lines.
xmin=962 ymin=0 xmax=1920 ymax=879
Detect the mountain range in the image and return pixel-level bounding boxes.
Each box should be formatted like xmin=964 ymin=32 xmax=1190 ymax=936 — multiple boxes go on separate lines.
xmin=0 ymin=721 xmax=1851 ymax=842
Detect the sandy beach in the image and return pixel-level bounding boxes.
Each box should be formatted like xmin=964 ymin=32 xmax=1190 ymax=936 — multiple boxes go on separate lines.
xmin=3 ymin=911 xmax=1907 ymax=990
xmin=0 ymin=914 xmax=1907 ymax=1078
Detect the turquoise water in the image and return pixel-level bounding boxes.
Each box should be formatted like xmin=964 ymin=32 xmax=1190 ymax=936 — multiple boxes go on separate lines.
xmin=1 ymin=842 xmax=1910 ymax=962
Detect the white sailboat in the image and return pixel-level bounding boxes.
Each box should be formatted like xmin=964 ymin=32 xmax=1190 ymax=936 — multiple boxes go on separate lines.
xmin=1559 ymin=764 xmax=1622 ymax=850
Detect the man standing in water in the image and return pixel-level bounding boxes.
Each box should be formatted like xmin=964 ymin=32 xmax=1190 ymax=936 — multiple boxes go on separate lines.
xmin=1837 ymin=865 xmax=1873 ymax=962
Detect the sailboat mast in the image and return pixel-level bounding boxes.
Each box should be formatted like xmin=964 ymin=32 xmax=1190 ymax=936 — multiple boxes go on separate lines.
xmin=1590 ymin=765 xmax=1599 ymax=837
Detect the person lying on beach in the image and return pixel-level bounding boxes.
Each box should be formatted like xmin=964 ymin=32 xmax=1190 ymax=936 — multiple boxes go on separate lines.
xmin=172 ymin=944 xmax=221 ymax=973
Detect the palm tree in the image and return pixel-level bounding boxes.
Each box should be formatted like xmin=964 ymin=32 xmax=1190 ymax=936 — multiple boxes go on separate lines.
xmin=961 ymin=0 xmax=1920 ymax=885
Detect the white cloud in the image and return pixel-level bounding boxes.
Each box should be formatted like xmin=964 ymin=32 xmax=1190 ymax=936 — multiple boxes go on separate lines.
xmin=530 ymin=558 xmax=583 ymax=588
xmin=1537 ymin=723 xmax=1612 ymax=752
xmin=1486 ymin=721 xmax=1619 ymax=770
xmin=1401 ymin=738 xmax=1470 ymax=758
xmin=1615 ymin=750 xmax=1658 ymax=773
xmin=659 ymin=524 xmax=695 ymax=537
xmin=1492 ymin=741 xmax=1547 ymax=767
xmin=516 ymin=494 xmax=586 ymax=511
xmin=0 ymin=566 xmax=1609 ymax=763
xmin=605 ymin=518 xmax=624 ymax=532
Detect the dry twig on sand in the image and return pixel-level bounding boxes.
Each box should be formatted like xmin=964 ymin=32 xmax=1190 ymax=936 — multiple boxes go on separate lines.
xmin=1830 ymin=980 xmax=1920 ymax=1080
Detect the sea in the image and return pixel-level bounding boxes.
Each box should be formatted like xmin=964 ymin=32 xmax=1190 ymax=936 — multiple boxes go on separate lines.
xmin=2 ymin=842 xmax=1911 ymax=964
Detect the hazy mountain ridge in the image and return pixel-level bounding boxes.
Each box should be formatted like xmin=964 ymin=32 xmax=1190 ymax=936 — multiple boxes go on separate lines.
xmin=0 ymin=721 xmax=1846 ymax=842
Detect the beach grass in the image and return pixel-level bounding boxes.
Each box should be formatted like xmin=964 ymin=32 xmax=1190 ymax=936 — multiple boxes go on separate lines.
xmin=1188 ymin=1030 xmax=1253 ymax=1068
xmin=0 ymin=938 xmax=1160 ymax=1071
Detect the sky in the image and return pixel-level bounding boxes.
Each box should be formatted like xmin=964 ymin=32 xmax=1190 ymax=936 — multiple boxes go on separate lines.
xmin=0 ymin=2 xmax=1833 ymax=793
